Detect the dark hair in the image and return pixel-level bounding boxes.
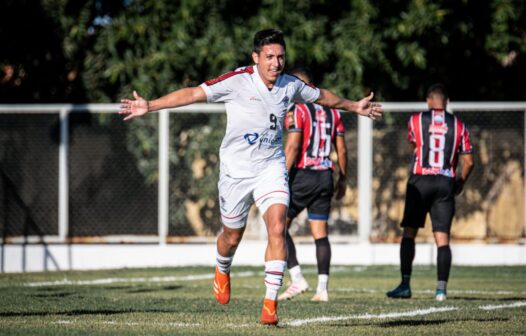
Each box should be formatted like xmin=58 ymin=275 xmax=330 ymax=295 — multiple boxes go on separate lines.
xmin=253 ymin=29 xmax=286 ymax=53
xmin=289 ymin=66 xmax=313 ymax=84
xmin=426 ymin=83 xmax=449 ymax=101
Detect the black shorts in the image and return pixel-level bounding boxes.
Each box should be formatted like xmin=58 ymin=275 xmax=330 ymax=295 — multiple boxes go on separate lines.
xmin=287 ymin=169 xmax=334 ymax=221
xmin=401 ymin=174 xmax=455 ymax=233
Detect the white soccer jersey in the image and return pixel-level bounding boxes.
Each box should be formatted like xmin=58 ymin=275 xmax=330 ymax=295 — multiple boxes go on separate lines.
xmin=200 ymin=65 xmax=320 ymax=178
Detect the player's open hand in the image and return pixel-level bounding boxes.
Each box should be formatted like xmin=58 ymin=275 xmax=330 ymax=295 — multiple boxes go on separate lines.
xmin=120 ymin=91 xmax=149 ymax=121
xmin=357 ymin=92 xmax=383 ymax=120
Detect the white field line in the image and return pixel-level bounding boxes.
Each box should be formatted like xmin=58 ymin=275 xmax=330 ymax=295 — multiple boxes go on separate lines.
xmin=49 ymin=301 xmax=526 ymax=328
xmin=25 ymin=271 xmax=257 ymax=287
xmin=285 ymin=301 xmax=526 ymax=327
xmin=334 ymin=288 xmax=526 ymax=295
xmin=25 ymin=274 xmax=526 ymax=297
xmin=21 ymin=266 xmax=362 ymax=287
xmin=479 ymin=301 xmax=526 ymax=310
xmin=284 ymin=307 xmax=458 ymax=326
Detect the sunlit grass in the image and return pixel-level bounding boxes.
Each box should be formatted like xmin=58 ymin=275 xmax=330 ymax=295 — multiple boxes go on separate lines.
xmin=1 ymin=266 xmax=525 ymax=335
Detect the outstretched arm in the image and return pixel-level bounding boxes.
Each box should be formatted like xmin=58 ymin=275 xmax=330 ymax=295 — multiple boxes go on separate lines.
xmin=120 ymin=87 xmax=207 ymax=121
xmin=316 ymin=89 xmax=383 ymax=120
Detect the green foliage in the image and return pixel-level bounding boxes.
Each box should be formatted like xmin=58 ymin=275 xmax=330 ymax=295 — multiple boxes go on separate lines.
xmin=1 ymin=0 xmax=525 ymax=234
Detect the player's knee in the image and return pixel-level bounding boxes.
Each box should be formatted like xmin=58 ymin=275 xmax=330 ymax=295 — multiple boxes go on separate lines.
xmin=223 ymin=230 xmax=243 ymax=247
xmin=267 ymin=224 xmax=286 ymax=241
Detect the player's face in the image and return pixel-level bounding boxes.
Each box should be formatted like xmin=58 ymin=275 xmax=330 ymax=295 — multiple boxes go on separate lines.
xmin=252 ymin=44 xmax=285 ymax=87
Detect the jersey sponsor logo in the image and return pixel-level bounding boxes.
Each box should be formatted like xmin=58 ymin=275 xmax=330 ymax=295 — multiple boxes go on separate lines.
xmin=258 ymin=133 xmax=282 ymax=147
xmin=244 ymin=132 xmax=260 ymax=145
xmin=429 ymin=124 xmax=448 ymax=134
xmin=304 ymin=157 xmax=332 ymax=169
xmin=421 ymin=167 xmax=454 ymax=177
xmin=244 ymin=131 xmax=281 ymax=147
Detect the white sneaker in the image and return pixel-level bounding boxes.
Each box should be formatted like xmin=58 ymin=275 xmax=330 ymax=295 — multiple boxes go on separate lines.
xmin=278 ymin=278 xmax=309 ymax=301
xmin=435 ymin=289 xmax=447 ymax=301
xmin=311 ymin=290 xmax=329 ymax=302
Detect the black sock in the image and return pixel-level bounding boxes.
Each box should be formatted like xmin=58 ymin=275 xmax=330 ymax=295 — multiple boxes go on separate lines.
xmin=315 ymin=237 xmax=331 ymax=275
xmin=437 ymin=245 xmax=452 ymax=283
xmin=400 ymin=237 xmax=415 ymax=286
xmin=286 ymin=231 xmax=299 ymax=269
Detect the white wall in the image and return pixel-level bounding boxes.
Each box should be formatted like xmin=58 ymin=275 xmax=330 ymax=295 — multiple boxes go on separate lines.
xmin=2 ymin=242 xmax=525 ymax=273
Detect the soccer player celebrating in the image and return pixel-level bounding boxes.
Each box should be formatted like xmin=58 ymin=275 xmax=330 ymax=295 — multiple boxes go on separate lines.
xmin=120 ymin=29 xmax=383 ymax=325
xmin=386 ymin=84 xmax=474 ymax=301
xmin=279 ymin=67 xmax=348 ymax=302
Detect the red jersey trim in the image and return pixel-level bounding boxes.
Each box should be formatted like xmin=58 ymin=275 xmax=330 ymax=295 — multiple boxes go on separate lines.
xmin=255 ymin=190 xmax=289 ymax=203
xmin=220 ymin=213 xmax=245 ymax=220
xmin=204 ymin=66 xmax=254 ymax=86
xmin=411 ymin=113 xmax=423 ymax=175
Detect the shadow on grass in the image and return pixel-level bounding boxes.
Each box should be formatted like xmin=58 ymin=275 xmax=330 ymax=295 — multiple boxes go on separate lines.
xmin=326 ymin=317 xmax=510 ymax=328
xmin=0 ymin=308 xmax=181 ymax=317
xmin=378 ymin=317 xmax=509 ymax=328
xmin=448 ymin=296 xmax=526 ymax=301
xmin=126 ymin=285 xmax=183 ymax=293
xmin=32 ymin=292 xmax=75 ymax=298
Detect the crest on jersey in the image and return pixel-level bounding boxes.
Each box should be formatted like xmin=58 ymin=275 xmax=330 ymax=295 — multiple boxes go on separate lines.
xmin=434 ymin=114 xmax=444 ymax=123
xmin=244 ymin=132 xmax=260 ymax=145
xmin=282 ymin=96 xmax=290 ymax=108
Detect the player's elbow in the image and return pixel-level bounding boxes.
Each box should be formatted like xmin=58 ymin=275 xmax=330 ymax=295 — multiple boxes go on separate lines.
xmin=463 ymin=154 xmax=475 ymax=170
xmin=462 ymin=154 xmax=475 ymax=174
xmin=189 ymin=87 xmax=207 ymax=104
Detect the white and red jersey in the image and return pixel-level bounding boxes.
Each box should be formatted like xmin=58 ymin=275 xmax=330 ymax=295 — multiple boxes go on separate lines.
xmin=408 ymin=109 xmax=473 ymax=177
xmin=200 ymin=65 xmax=320 ymax=178
xmin=285 ymin=103 xmax=345 ymax=170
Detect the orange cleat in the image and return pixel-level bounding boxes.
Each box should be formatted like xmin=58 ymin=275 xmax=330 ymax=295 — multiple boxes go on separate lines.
xmin=213 ymin=266 xmax=230 ymax=305
xmin=260 ymin=298 xmax=278 ymax=326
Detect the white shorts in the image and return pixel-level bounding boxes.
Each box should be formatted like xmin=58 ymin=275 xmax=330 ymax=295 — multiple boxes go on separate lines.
xmin=218 ymin=164 xmax=290 ymax=229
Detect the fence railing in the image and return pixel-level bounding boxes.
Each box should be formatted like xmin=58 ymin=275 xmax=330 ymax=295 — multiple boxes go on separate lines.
xmin=1 ymin=102 xmax=525 ymax=244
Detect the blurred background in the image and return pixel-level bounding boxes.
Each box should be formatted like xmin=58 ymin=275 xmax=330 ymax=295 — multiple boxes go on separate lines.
xmin=0 ymin=0 xmax=525 ymax=271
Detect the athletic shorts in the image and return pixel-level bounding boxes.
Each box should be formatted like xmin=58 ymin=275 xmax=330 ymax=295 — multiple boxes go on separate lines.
xmin=287 ymin=169 xmax=334 ymax=221
xmin=401 ymin=174 xmax=455 ymax=233
xmin=218 ymin=163 xmax=290 ymax=229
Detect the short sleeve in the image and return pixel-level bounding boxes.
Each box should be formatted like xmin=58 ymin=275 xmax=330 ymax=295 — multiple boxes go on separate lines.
xmin=334 ymin=109 xmax=345 ymax=136
xmin=286 ymin=104 xmax=305 ymax=132
xmin=199 ymin=71 xmax=239 ymax=103
xmin=408 ymin=114 xmax=416 ymax=144
xmin=292 ymin=80 xmax=320 ymax=104
xmin=460 ymin=124 xmax=473 ymax=154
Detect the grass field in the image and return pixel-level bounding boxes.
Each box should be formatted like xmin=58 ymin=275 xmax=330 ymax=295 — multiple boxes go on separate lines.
xmin=0 ymin=265 xmax=525 ymax=335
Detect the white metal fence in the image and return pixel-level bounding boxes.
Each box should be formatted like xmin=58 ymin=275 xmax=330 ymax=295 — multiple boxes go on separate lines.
xmin=0 ymin=102 xmax=525 ymax=245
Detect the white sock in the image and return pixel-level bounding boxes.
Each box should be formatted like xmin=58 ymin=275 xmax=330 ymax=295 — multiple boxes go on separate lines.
xmin=317 ymin=274 xmax=329 ymax=293
xmin=264 ymin=260 xmax=286 ymax=300
xmin=289 ymin=265 xmax=305 ymax=283
xmin=216 ymin=250 xmax=233 ymax=274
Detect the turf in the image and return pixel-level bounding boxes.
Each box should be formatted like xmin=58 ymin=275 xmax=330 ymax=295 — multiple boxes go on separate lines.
xmin=0 ymin=265 xmax=525 ymax=335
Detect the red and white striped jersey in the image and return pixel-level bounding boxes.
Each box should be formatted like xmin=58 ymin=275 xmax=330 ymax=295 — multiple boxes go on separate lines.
xmin=407 ymin=109 xmax=473 ymax=177
xmin=285 ymin=102 xmax=345 ymax=171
